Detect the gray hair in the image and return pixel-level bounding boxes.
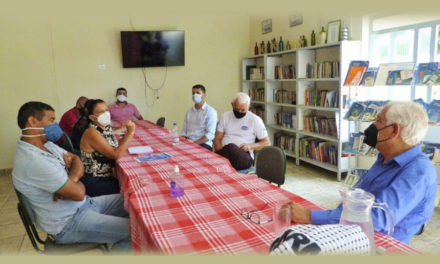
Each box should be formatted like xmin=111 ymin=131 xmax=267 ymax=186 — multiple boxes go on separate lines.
xmin=384 ymin=101 xmax=428 ymax=145
xmin=232 ymin=92 xmax=250 ymax=105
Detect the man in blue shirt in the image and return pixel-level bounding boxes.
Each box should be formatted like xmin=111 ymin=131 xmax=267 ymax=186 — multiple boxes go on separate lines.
xmin=181 ymin=84 xmax=217 ymax=151
xmin=284 ymin=101 xmax=438 ymax=244
xmin=12 ymin=101 xmax=132 ymax=252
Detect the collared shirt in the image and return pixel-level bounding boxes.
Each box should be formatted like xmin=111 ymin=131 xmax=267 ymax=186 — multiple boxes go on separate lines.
xmin=59 ymin=107 xmax=79 ymax=137
xmin=311 ymin=145 xmax=438 ymax=244
xmin=12 ymin=140 xmax=86 ymax=235
xmin=217 ymin=111 xmax=268 ymax=159
xmin=109 ymin=102 xmax=141 ymax=122
xmin=181 ymin=102 xmax=217 ymax=147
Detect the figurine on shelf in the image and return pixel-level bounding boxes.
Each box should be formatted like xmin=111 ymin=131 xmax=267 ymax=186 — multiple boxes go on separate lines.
xmin=293 ymin=39 xmax=300 ymax=49
xmin=299 ymin=35 xmax=305 ymax=47
xmin=286 ymin=40 xmax=292 ymax=50
xmin=254 ymin=42 xmax=259 ymax=55
xmin=260 ymin=41 xmax=266 ymax=54
xmin=318 ymin=26 xmax=327 ymax=45
xmin=278 ymin=36 xmax=284 ymax=52
xmin=311 ymin=30 xmax=316 ymax=46
xmin=271 ymin=38 xmax=278 ymax=52
xmin=267 ymin=40 xmax=271 ymax=53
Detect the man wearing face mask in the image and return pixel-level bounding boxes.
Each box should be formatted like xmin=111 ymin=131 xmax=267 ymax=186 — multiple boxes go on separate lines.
xmin=12 ymin=101 xmax=132 ymax=252
xmin=181 ymin=84 xmax=217 ymax=151
xmin=59 ymin=96 xmax=88 ymax=138
xmin=109 ymin=87 xmax=143 ymax=123
xmin=213 ymin=92 xmax=270 ymax=171
xmin=282 ymin=101 xmax=438 ymax=244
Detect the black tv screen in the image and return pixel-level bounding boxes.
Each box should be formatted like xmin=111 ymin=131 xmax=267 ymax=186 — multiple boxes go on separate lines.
xmin=121 ymin=30 xmax=185 ymax=68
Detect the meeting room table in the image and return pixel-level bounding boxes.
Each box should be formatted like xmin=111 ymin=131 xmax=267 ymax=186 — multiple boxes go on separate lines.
xmin=115 ymin=120 xmax=420 ymax=255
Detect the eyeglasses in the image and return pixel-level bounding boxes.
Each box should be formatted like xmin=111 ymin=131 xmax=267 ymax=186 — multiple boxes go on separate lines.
xmin=240 ymin=203 xmax=273 ymax=225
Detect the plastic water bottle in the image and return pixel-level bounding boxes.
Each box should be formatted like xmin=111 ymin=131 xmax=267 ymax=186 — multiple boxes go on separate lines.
xmin=170 ymin=165 xmax=184 ymax=197
xmin=172 ymin=122 xmax=179 ymax=145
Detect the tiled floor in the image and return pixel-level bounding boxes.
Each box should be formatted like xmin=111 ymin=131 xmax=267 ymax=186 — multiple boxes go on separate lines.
xmin=0 ymin=160 xmax=439 ymax=255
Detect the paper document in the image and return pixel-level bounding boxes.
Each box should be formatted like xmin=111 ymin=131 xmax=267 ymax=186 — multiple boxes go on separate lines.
xmin=135 ymin=153 xmax=172 ymax=163
xmin=128 ymin=146 xmax=153 ymax=155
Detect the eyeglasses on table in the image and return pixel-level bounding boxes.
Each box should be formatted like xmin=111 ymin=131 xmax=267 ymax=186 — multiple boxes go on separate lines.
xmin=240 ymin=202 xmax=273 ymax=225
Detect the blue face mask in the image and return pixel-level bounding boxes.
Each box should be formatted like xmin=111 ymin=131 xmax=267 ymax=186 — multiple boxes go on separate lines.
xmin=192 ymin=94 xmax=203 ymax=104
xmin=22 ymin=123 xmax=64 ymax=142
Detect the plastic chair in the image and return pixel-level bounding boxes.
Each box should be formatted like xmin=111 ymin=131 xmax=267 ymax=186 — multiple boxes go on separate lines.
xmin=15 ymin=189 xmax=108 ymax=255
xmin=156 ymin=117 xmax=165 ymax=127
xmin=255 ymin=146 xmax=286 ymax=187
xmin=59 ymin=131 xmax=75 ymax=153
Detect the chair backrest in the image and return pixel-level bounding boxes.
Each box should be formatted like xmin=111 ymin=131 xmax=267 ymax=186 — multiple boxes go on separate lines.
xmin=255 ymin=146 xmax=286 ymax=187
xmin=156 ymin=117 xmax=165 ymax=127
xmin=59 ymin=131 xmax=75 ymax=153
xmin=15 ymin=189 xmax=46 ymax=252
xmin=15 ymin=188 xmax=109 ymax=254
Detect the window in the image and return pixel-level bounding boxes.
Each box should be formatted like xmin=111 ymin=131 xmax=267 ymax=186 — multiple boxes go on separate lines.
xmin=368 ymin=19 xmax=440 ymax=102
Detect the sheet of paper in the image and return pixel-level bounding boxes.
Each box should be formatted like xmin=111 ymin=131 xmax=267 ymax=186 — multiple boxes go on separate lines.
xmin=128 ymin=146 xmax=153 ymax=155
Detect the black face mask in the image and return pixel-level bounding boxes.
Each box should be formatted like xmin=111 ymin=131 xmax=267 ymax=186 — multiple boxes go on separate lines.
xmin=363 ymin=123 xmax=393 ymax=148
xmin=233 ymin=109 xmax=246 ymax=119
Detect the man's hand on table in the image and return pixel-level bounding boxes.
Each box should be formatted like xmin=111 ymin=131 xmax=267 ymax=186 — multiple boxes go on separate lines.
xmin=281 ymin=201 xmax=312 ymax=224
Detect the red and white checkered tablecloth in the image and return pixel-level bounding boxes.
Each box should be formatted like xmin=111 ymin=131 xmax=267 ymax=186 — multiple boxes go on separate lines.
xmin=116 ymin=120 xmax=420 ymax=255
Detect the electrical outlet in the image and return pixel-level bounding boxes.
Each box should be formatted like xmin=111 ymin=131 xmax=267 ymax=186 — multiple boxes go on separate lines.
xmin=98 ymin=64 xmax=106 ymax=70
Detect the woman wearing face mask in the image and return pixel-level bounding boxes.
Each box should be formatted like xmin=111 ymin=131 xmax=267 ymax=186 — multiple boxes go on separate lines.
xmin=79 ymin=99 xmax=136 ymax=197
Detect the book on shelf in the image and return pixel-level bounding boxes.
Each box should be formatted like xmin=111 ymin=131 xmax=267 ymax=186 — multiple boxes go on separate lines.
xmin=249 ymin=87 xmax=265 ymax=101
xmin=273 ymin=89 xmax=296 ymax=104
xmin=247 ymin=66 xmax=264 ymax=80
xmin=386 ymin=69 xmax=414 ymax=85
xmin=360 ymin=67 xmax=378 ymax=86
xmin=299 ymin=137 xmax=338 ymax=165
xmin=304 ymin=88 xmax=339 ymax=108
xmin=306 ymin=61 xmax=340 ymax=79
xmin=303 ymin=115 xmax=337 ymax=136
xmin=274 ymin=132 xmax=296 ymax=153
xmin=275 ymin=111 xmax=296 ymax=129
xmin=375 ymin=62 xmax=414 ymax=86
xmin=250 ymin=105 xmax=265 ymax=120
xmin=275 ymin=64 xmax=296 ymax=79
xmin=343 ymin=61 xmax=369 ymax=86
xmin=414 ymin=62 xmax=440 ymax=86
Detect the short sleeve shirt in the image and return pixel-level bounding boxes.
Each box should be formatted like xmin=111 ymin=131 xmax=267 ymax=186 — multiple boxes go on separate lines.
xmin=12 ymin=140 xmax=85 ymax=235
xmin=59 ymin=107 xmax=80 ymax=137
xmin=217 ymin=111 xmax=268 ymax=159
xmin=109 ymin=102 xmax=141 ymax=122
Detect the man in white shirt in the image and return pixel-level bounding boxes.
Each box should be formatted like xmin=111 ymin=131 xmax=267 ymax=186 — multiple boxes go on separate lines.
xmin=181 ymin=84 xmax=217 ymax=151
xmin=214 ymin=92 xmax=270 ymax=170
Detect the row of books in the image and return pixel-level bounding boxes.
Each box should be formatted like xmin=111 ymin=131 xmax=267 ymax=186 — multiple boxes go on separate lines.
xmin=250 ymin=106 xmax=265 ymax=120
xmin=275 ymin=112 xmax=296 ymax=129
xmin=274 ymin=64 xmax=296 ymax=79
xmin=245 ymin=65 xmax=264 ymax=80
xmin=304 ymin=89 xmax=339 ymax=108
xmin=343 ymin=132 xmax=378 ymax=157
xmin=273 ymin=89 xmax=296 ymax=104
xmin=344 ymin=99 xmax=440 ymax=124
xmin=344 ymin=61 xmax=440 ymax=86
xmin=249 ymin=88 xmax=265 ymax=102
xmin=306 ymin=61 xmax=340 ymax=79
xmin=299 ymin=137 xmax=338 ymax=165
xmin=274 ymin=132 xmax=296 ymax=153
xmin=303 ymin=115 xmax=337 ymax=137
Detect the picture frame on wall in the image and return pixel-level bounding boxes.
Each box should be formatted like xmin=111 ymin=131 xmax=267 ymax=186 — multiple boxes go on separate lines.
xmin=327 ymin=20 xmax=341 ymax=43
xmin=289 ymin=14 xmax=303 ymax=27
xmin=262 ymin=19 xmax=272 ymax=34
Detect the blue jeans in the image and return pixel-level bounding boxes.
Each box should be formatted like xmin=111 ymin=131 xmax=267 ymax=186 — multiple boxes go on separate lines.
xmin=52 ymin=194 xmax=132 ymax=252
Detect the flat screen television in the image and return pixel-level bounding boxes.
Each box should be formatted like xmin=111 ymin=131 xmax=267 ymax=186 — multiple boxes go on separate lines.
xmin=121 ymin=30 xmax=185 ymax=68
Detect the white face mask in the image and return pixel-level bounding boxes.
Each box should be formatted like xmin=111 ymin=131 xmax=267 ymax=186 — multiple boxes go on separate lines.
xmin=117 ymin=95 xmax=127 ymax=102
xmin=95 ymin=111 xmax=111 ymax=126
xmin=192 ymin=94 xmax=203 ymax=104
